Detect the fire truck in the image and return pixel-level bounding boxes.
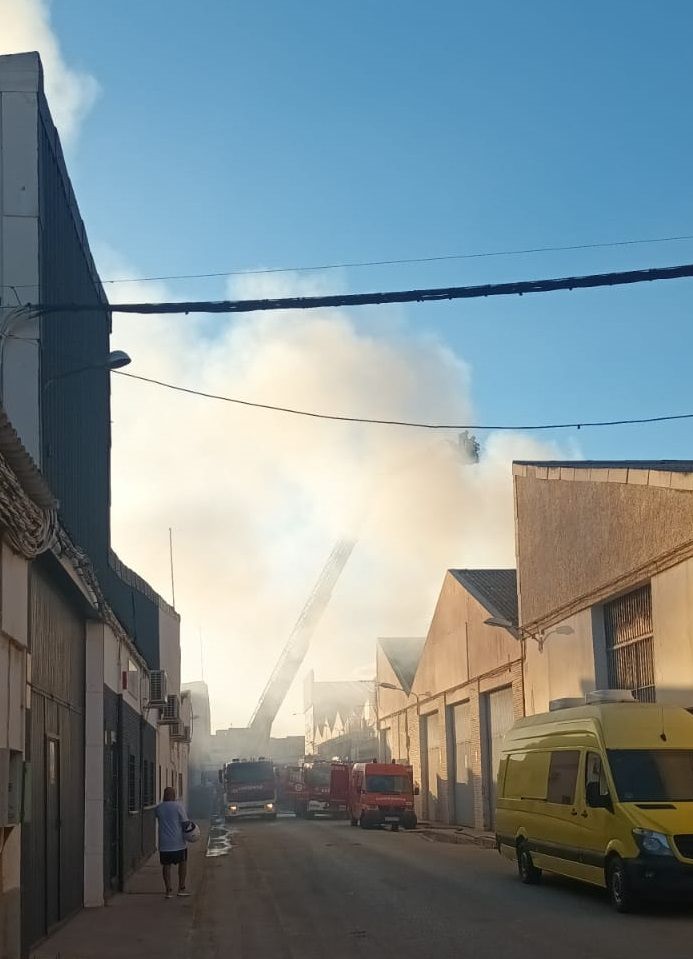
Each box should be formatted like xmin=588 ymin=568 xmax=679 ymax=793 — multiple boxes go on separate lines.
xmin=220 ymin=758 xmax=277 ymax=820
xmin=348 ymin=761 xmax=418 ymax=830
xmin=291 ymin=759 xmax=351 ymax=818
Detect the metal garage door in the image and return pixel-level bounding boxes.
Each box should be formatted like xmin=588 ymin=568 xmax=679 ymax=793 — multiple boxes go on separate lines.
xmin=422 ymin=712 xmax=441 ymax=822
xmin=483 ymin=687 xmax=514 ymax=828
xmin=22 ymin=563 xmax=85 ymax=951
xmin=451 ymin=702 xmax=474 ymax=826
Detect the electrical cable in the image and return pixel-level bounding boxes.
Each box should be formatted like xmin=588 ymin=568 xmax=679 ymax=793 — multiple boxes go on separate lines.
xmin=31 ymin=261 xmax=693 ymax=316
xmin=113 ymin=370 xmax=693 ymax=432
xmin=58 ymin=231 xmax=693 ymax=285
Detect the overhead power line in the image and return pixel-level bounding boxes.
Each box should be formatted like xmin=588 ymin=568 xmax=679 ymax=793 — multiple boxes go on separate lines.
xmin=113 ymin=370 xmax=693 ymax=432
xmin=79 ymin=231 xmax=693 ymax=284
xmin=32 ymin=261 xmax=693 ymax=316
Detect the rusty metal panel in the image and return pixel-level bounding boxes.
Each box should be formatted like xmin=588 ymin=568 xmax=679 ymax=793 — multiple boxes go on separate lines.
xmin=29 ymin=560 xmax=85 ymax=706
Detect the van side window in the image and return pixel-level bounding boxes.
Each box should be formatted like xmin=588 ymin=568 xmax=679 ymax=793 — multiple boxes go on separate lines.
xmin=585 ymin=752 xmax=609 ymax=797
xmin=546 ymin=751 xmax=580 ymax=805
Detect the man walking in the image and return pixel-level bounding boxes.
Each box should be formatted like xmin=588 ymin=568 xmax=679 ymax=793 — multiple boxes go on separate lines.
xmin=155 ymin=786 xmax=190 ymax=899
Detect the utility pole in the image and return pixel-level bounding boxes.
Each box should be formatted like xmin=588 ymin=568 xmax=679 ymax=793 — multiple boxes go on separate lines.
xmin=169 ymin=527 xmax=176 ymax=608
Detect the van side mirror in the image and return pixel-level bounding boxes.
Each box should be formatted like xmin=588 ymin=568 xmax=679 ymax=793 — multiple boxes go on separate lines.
xmin=414 ymin=786 xmax=420 ymax=796
xmin=218 ymin=770 xmax=223 ymax=784
xmin=586 ymin=780 xmax=611 ymax=810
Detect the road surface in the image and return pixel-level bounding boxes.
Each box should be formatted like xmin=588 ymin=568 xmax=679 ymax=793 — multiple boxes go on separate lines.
xmin=191 ymin=815 xmax=693 ymax=958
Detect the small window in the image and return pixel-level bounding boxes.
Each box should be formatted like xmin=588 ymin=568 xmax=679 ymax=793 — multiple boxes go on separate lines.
xmin=585 ymin=752 xmax=609 ymax=798
xmin=547 ymin=751 xmax=580 ymax=805
xmin=126 ymin=658 xmax=140 ymax=700
xmin=128 ymin=754 xmax=137 ymax=812
xmin=141 ymin=759 xmax=155 ymax=807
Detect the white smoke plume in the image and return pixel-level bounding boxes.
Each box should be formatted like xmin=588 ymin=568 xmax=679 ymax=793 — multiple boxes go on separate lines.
xmin=0 ymin=0 xmax=98 ymax=143
xmin=104 ymin=255 xmax=570 ymax=734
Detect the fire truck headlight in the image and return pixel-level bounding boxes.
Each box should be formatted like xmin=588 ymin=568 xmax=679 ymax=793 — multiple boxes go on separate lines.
xmin=265 ymin=803 xmax=275 ymax=811
xmin=228 ymin=804 xmax=238 ymax=813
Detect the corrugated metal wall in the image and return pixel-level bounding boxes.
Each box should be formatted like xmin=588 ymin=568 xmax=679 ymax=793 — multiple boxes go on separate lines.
xmin=38 ymin=114 xmax=110 ymax=567
xmin=22 ymin=560 xmax=85 ymax=952
xmin=37 ymin=106 xmax=161 ymax=670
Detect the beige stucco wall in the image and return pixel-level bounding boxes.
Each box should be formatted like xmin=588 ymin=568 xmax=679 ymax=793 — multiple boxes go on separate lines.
xmin=523 ymin=608 xmax=597 ymax=715
xmin=375 ymin=644 xmax=410 ymax=721
xmin=412 ymin=573 xmax=517 ymax=699
xmin=651 ymin=558 xmax=693 ymax=707
xmin=515 ymin=471 xmax=693 ymax=627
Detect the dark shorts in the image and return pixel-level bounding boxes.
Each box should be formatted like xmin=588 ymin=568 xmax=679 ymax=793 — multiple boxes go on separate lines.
xmin=160 ymin=848 xmax=188 ymax=866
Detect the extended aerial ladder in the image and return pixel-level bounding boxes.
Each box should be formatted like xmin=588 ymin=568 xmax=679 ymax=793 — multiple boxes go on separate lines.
xmin=248 ymin=538 xmax=356 ymax=746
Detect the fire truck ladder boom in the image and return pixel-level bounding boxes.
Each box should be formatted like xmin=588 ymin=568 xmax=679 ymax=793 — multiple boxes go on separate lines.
xmin=248 ymin=538 xmax=356 ymax=737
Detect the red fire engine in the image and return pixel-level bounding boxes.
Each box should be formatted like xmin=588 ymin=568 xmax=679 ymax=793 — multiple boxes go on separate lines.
xmin=348 ymin=761 xmax=418 ymax=830
xmin=290 ymin=759 xmax=351 ymax=818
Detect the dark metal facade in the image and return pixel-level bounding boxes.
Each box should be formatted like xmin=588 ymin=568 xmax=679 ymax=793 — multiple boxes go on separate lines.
xmin=605 ymin=585 xmax=655 ymax=702
xmin=119 ymin=699 xmax=157 ymax=881
xmin=37 ymin=98 xmax=160 ymax=669
xmin=22 ymin=558 xmax=85 ymax=952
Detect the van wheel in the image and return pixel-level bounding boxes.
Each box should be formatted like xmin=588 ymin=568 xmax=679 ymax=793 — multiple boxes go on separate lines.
xmin=392 ymin=823 xmax=399 ymax=832
xmin=607 ymin=856 xmax=638 ymax=913
xmin=517 ymin=842 xmax=542 ymax=885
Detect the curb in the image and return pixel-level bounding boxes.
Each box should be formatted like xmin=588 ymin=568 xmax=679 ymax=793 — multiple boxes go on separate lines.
xmin=416 ymin=828 xmax=497 ymax=850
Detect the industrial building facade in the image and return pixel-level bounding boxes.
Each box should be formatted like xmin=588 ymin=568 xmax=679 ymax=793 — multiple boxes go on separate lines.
xmin=377 ymin=571 xmax=523 ymax=830
xmin=514 ymin=460 xmax=693 ymax=715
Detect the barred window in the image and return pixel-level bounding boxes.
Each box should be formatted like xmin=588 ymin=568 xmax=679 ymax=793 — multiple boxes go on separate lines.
xmin=128 ymin=754 xmax=137 ymax=812
xmin=605 ymin=585 xmax=655 ymax=703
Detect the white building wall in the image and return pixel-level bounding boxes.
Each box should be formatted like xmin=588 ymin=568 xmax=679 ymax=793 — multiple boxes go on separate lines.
xmin=84 ymin=622 xmax=106 ymax=907
xmin=0 ymin=53 xmax=42 ymax=464
xmin=652 ymin=558 xmax=693 ymax=707
xmin=156 ymin=605 xmax=187 ymax=803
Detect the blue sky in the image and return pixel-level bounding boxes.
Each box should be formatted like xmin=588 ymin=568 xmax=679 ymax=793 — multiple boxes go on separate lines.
xmin=2 ymin=0 xmax=688 ymax=727
xmin=49 ymin=0 xmax=693 ymax=460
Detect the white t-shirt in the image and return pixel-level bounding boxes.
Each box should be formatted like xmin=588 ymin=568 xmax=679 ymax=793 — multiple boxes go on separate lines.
xmin=155 ymin=800 xmax=187 ymax=852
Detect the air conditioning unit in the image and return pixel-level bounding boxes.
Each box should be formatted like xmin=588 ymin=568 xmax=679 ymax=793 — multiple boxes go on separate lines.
xmin=159 ymin=694 xmax=180 ymax=725
xmin=585 ymin=689 xmax=636 ymax=705
xmin=171 ymin=723 xmax=191 ymax=743
xmin=549 ymin=698 xmax=585 ymax=712
xmin=149 ymin=670 xmax=168 ymax=707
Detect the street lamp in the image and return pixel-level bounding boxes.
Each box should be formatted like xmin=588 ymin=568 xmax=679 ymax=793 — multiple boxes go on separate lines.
xmin=44 ymin=349 xmax=132 ymax=388
xmin=484 ymin=615 xmax=574 ymax=653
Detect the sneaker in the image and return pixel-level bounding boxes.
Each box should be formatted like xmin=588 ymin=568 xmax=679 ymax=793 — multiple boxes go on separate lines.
xmin=165 ymin=893 xmax=173 ymax=900
xmin=177 ymin=891 xmax=191 ymax=898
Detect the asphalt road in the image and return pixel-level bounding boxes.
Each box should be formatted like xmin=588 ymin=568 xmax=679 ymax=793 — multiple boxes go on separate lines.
xmin=192 ymin=815 xmax=693 ymax=958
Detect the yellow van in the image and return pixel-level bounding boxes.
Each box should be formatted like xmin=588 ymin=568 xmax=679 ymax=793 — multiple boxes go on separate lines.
xmin=496 ymin=691 xmax=693 ymax=911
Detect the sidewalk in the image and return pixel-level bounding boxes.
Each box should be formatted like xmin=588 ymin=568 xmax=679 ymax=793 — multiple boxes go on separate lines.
xmin=31 ymin=823 xmax=210 ymax=959
xmin=414 ymin=821 xmax=497 ymax=849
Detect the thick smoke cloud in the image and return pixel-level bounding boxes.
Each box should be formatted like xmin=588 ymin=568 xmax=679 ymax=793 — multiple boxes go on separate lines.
xmin=106 ymin=258 xmax=568 ymax=733
xmin=0 ymin=0 xmax=98 ymax=143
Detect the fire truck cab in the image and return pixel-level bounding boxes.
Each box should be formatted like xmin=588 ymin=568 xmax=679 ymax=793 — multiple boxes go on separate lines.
xmin=349 ymin=761 xmax=417 ymax=831
xmin=294 ymin=759 xmax=350 ymax=818
xmin=220 ymin=758 xmax=277 ymax=820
